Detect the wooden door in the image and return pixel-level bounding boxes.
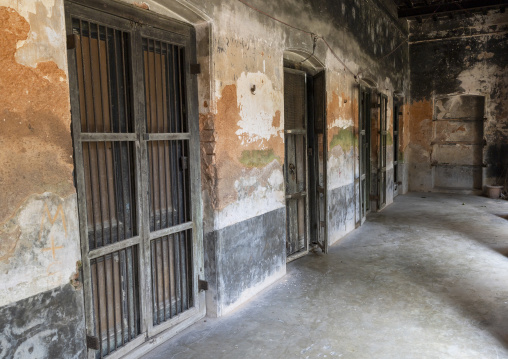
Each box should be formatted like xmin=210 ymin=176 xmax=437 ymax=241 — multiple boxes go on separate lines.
xmin=284 ymin=69 xmax=308 ymax=258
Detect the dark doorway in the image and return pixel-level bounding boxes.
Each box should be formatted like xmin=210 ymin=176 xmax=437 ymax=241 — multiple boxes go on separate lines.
xmin=359 ymin=87 xmax=372 ymax=221
xmin=378 ymin=94 xmax=388 ymax=209
xmin=393 ymin=97 xmax=402 ymax=197
xmin=283 ymin=66 xmax=327 ymax=260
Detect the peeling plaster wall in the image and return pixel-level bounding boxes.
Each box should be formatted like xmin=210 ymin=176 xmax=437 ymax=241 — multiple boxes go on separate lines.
xmin=408 ymin=10 xmax=508 ymax=191
xmin=0 ymin=1 xmax=85 ymax=356
xmin=184 ymin=0 xmax=410 ymax=315
xmin=1 ymin=3 xmax=411 ymax=353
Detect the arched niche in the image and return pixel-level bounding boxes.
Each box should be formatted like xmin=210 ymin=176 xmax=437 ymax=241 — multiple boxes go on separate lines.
xmin=118 ymin=0 xmax=210 ymax=24
xmin=283 ymin=49 xmax=325 ymax=76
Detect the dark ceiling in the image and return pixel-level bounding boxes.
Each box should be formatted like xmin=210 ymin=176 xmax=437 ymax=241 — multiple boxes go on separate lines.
xmin=393 ymin=0 xmax=508 ymax=20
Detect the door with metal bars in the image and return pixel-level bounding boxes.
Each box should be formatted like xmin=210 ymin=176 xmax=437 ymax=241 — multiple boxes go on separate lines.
xmin=284 ymin=68 xmax=309 ymax=259
xmin=359 ymin=87 xmax=372 ymax=220
xmin=65 ymin=1 xmax=202 ymax=357
xmin=393 ymin=97 xmax=401 ymax=197
xmin=378 ymin=94 xmax=388 ymax=209
xmin=307 ymin=71 xmax=328 ymax=253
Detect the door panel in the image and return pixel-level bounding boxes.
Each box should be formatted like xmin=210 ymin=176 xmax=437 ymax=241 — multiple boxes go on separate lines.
xmin=66 ymin=1 xmax=202 ymax=357
xmin=309 ymin=71 xmax=327 ymax=252
xmin=378 ymin=94 xmax=387 ymax=209
xmin=284 ymin=69 xmax=308 ymax=257
xmin=359 ymin=87 xmax=371 ymax=220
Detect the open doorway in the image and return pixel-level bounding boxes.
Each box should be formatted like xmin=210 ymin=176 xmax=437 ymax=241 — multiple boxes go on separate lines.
xmin=283 ymin=55 xmax=327 ymax=261
xmin=393 ymin=96 xmax=402 ymax=197
xmin=359 ymin=86 xmax=372 ymax=222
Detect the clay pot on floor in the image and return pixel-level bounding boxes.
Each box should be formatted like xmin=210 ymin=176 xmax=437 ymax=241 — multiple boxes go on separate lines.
xmin=486 ymin=185 xmax=504 ymax=199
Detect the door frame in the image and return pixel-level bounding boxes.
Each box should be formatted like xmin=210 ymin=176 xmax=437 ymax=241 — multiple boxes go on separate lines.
xmin=65 ymin=1 xmax=204 ymax=357
xmin=284 ymin=67 xmax=310 ymax=262
xmin=378 ymin=94 xmax=388 ymax=210
xmin=358 ymin=85 xmax=372 ymax=223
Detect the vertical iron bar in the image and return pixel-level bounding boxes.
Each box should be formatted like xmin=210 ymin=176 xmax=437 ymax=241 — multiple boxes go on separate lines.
xmin=96 ymin=25 xmax=107 ymax=132
xmin=121 ymin=32 xmax=129 ymax=133
xmin=101 ymin=139 xmax=117 ymax=348
xmin=102 ymin=256 xmax=111 ymax=355
xmin=154 ymin=41 xmax=164 ymax=231
xmin=126 ymin=141 xmax=135 ymax=238
xmin=78 ymin=20 xmax=89 ymax=133
xmin=110 ymin=251 xmax=117 ymax=351
xmin=107 ymin=30 xmax=122 ymax=244
xmin=118 ymin=247 xmax=125 ymax=346
xmin=154 ymin=39 xmax=161 ymax=134
xmin=152 ymin=240 xmax=159 ymax=325
xmin=94 ymin=260 xmax=103 ymax=358
xmin=113 ymin=29 xmax=127 ymax=244
xmin=178 ymin=231 xmax=185 ymax=312
xmin=164 ymin=42 xmax=172 ymax=228
xmin=181 ymin=141 xmax=190 ymax=309
xmin=134 ymin=246 xmax=140 ymax=336
xmin=104 ymin=28 xmax=115 ymax=133
xmin=125 ymin=248 xmax=130 ymax=341
xmin=86 ymin=22 xmax=106 ymax=247
xmin=87 ymin=21 xmax=99 ymax=133
xmin=171 ymin=46 xmax=179 ymax=133
xmin=163 ymin=141 xmax=171 ymax=226
xmin=172 ymin=232 xmax=179 ymax=314
xmin=79 ymin=21 xmax=98 ymax=250
xmin=97 ymin=25 xmax=113 ymax=248
xmin=178 ymin=48 xmax=186 ymax=133
xmin=116 ymin=32 xmax=130 ymax=261
xmin=167 ymin=234 xmax=173 ymax=318
xmin=183 ymin=229 xmax=189 ymax=309
xmin=146 ymin=41 xmax=157 ymax=232
xmin=122 ymin=31 xmax=135 ymax=236
xmin=173 ymin=140 xmax=182 ymax=313
xmin=79 ymin=20 xmax=97 ymax=248
xmin=116 ymin=141 xmax=126 ymax=242
xmin=174 ymin=49 xmax=184 ymax=225
xmin=154 ymin=41 xmax=168 ymax=321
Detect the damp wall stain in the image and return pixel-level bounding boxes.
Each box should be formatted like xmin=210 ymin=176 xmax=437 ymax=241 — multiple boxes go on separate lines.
xmin=0 ymin=6 xmax=74 ymax=224
xmin=0 ymin=5 xmax=80 ymax=308
xmin=409 ymin=9 xmax=508 ymax=189
xmin=211 ymin=72 xmax=285 ymax=229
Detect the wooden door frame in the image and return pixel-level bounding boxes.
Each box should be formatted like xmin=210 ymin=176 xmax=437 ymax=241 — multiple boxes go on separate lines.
xmin=284 ymin=68 xmax=310 ymax=263
xmin=65 ymin=1 xmax=204 ymax=357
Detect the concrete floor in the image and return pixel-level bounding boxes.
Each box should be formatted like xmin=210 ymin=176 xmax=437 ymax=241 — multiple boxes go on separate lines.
xmin=144 ymin=193 xmax=508 ymax=359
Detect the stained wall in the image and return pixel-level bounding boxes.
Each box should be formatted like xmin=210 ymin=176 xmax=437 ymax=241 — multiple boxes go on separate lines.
xmin=0 ymin=0 xmax=85 ymax=357
xmin=187 ymin=0 xmax=410 ymax=316
xmin=0 ymin=0 xmax=411 ymax=356
xmin=408 ymin=10 xmax=508 ymax=191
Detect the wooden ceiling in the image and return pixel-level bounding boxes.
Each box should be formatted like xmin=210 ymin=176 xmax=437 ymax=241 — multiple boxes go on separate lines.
xmin=393 ymin=0 xmax=508 ymax=20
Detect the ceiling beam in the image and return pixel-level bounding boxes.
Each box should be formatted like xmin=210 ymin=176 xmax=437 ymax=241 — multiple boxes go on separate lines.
xmin=398 ymin=0 xmax=508 ymax=18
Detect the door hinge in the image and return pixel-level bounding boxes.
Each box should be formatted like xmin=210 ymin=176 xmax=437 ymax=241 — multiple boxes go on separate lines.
xmin=180 ymin=156 xmax=188 ymax=170
xmin=67 ymin=34 xmax=76 ymax=50
xmin=190 ymin=63 xmax=201 ymax=74
xmin=86 ymin=335 xmax=100 ymax=350
xmin=198 ymin=279 xmax=208 ymax=292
